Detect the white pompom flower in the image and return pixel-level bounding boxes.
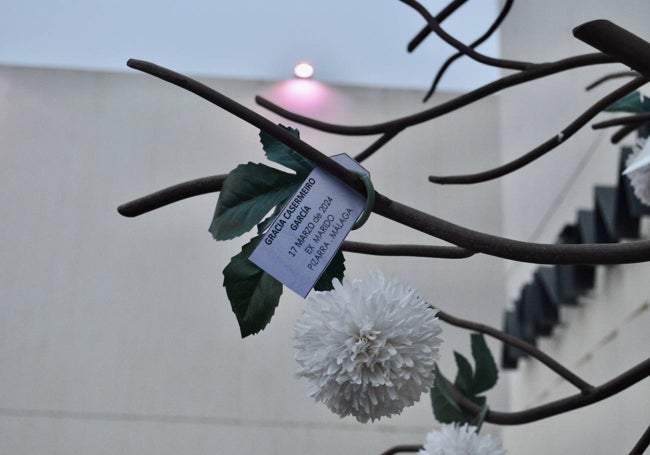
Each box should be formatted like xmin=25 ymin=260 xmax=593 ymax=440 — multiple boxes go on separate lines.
xmin=626 ymin=138 xmax=650 ymax=206
xmin=419 ymin=424 xmax=506 ymax=455
xmin=294 ymin=270 xmax=443 ymax=423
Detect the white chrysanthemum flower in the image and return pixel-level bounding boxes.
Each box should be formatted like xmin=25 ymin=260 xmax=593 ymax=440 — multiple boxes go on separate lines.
xmin=419 ymin=424 xmax=506 ymax=455
xmin=626 ymin=138 xmax=650 ymax=206
xmin=294 ymin=271 xmax=442 ymax=423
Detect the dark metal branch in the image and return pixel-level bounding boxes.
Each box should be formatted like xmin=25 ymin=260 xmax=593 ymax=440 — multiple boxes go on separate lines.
xmin=342 ymin=241 xmax=474 ymax=259
xmin=126 ymin=59 xmax=367 ymax=197
xmin=379 ymin=445 xmax=421 ymax=455
xmin=593 ymin=113 xmax=650 ymax=130
xmin=126 ymin=60 xmax=650 ymax=265
xmin=118 ymin=175 xmax=228 ymax=217
xmin=401 ymin=0 xmax=530 ymax=71
xmin=444 ymin=356 xmax=650 ymax=425
xmin=423 ymin=0 xmax=515 ymax=102
xmin=255 ymin=53 xmax=614 ymax=136
xmin=586 ymin=71 xmax=639 ymax=91
xmin=117 ymin=172 xmax=475 ymax=259
xmin=354 ymin=128 xmax=402 ymax=163
xmin=611 ymin=122 xmax=650 ymax=144
xmin=630 ymin=422 xmax=650 ymax=455
xmin=407 ymin=0 xmax=468 ymax=53
xmin=436 ymin=311 xmax=593 ymax=393
xmin=429 ymin=75 xmax=648 ymax=184
xmin=574 ymin=20 xmax=650 ymax=80
xmin=375 ymin=194 xmax=650 ymax=264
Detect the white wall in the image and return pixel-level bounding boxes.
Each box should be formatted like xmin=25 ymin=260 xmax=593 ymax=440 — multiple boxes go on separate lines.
xmin=0 ymin=65 xmax=506 ymax=454
xmin=497 ymin=1 xmax=650 ymax=453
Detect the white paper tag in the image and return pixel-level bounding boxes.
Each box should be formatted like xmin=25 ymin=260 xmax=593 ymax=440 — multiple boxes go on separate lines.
xmin=249 ymin=154 xmax=368 ymax=297
xmin=623 ymin=139 xmax=650 ymax=175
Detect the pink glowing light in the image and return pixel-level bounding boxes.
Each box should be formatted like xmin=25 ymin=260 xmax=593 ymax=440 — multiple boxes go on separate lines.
xmin=293 ymin=62 xmax=315 ymax=79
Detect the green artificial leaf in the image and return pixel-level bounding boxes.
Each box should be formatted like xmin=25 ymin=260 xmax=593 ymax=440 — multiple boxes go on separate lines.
xmin=210 ymin=162 xmax=301 ymax=240
xmin=222 ymin=235 xmax=283 ymax=338
xmin=260 ymin=126 xmax=313 ymax=176
xmin=605 ymin=91 xmax=650 ymax=113
xmin=453 ymin=351 xmax=474 ymax=396
xmin=313 ymin=250 xmax=346 ymax=292
xmin=430 ymin=364 xmax=470 ymax=424
xmin=470 ymin=333 xmax=499 ymax=394
xmin=471 ymin=402 xmax=489 ymax=432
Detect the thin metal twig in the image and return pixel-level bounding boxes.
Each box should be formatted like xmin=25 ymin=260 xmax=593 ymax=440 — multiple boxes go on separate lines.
xmin=423 ymin=0 xmax=516 ymax=102
xmin=407 ymin=0 xmax=468 ymax=53
xmin=436 ymin=310 xmax=593 ymax=393
xmin=629 ymin=422 xmax=650 ymax=455
xmin=611 ymin=122 xmax=650 ymax=144
xmin=442 ymin=356 xmax=650 ymax=425
xmin=593 ymin=112 xmax=650 ymax=129
xmin=401 ymin=0 xmax=531 ymax=71
xmin=428 ymin=76 xmax=648 ymax=184
xmin=586 ymin=70 xmax=639 ymax=91
xmin=255 ymin=53 xmax=613 ymax=136
xmin=124 ymin=60 xmax=650 ymax=265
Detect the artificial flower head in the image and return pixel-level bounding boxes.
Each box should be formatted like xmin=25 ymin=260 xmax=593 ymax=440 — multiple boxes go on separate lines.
xmin=294 ymin=270 xmax=442 ymax=423
xmin=419 ymin=424 xmax=506 ymax=455
xmin=626 ymin=138 xmax=650 ymax=206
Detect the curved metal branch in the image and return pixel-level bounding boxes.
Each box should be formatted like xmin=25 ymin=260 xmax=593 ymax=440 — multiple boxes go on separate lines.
xmin=423 ymin=0 xmax=515 ymax=102
xmin=376 ymin=195 xmax=650 ymax=264
xmin=118 ymin=175 xmax=228 ymax=217
xmin=574 ymin=20 xmax=650 ymax=80
xmin=379 ymin=445 xmax=421 ymax=455
xmin=118 ymin=172 xmax=475 ymax=259
xmin=630 ymin=423 xmax=650 ymax=455
xmin=585 ymin=70 xmax=639 ymax=91
xmin=592 ymin=112 xmax=650 ymax=130
xmin=444 ymin=356 xmax=650 ymax=425
xmin=401 ymin=0 xmax=529 ymax=71
xmin=611 ymin=122 xmax=650 ymax=144
xmin=125 ymin=60 xmax=650 ymax=265
xmin=255 ymin=53 xmax=613 ymax=136
xmin=407 ymin=0 xmax=468 ymax=53
xmin=436 ymin=310 xmax=593 ymax=393
xmin=354 ymin=128 xmax=402 ymax=163
xmin=429 ymin=75 xmax=648 ymax=184
xmin=342 ymin=241 xmax=474 ymax=259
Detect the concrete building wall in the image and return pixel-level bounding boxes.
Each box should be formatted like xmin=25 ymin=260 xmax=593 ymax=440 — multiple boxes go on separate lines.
xmin=497 ymin=1 xmax=650 ymax=453
xmin=0 ymin=65 xmax=506 ymax=454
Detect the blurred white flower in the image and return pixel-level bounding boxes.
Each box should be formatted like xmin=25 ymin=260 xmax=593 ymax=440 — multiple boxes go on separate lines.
xmin=419 ymin=424 xmax=506 ymax=455
xmin=626 ymin=138 xmax=650 ymax=206
xmin=294 ymin=271 xmax=442 ymax=423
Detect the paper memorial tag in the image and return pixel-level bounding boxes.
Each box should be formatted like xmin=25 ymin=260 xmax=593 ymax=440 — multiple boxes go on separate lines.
xmin=623 ymin=139 xmax=650 ymax=175
xmin=249 ymin=154 xmax=368 ymax=297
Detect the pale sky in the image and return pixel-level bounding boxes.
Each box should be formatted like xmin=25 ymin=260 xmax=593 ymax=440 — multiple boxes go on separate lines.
xmin=1 ymin=0 xmax=499 ymax=91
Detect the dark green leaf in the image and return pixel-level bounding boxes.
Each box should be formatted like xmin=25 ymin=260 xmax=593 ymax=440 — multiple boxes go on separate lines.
xmin=313 ymin=250 xmax=346 ymax=292
xmin=605 ymin=91 xmax=650 ymax=113
xmin=210 ymin=162 xmax=301 ymax=240
xmin=222 ymin=235 xmax=283 ymax=338
xmin=430 ymin=364 xmax=470 ymax=424
xmin=471 ymin=402 xmax=489 ymax=432
xmin=471 ymin=333 xmax=499 ymax=394
xmin=453 ymin=351 xmax=474 ymax=396
xmin=260 ymin=126 xmax=313 ymax=176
